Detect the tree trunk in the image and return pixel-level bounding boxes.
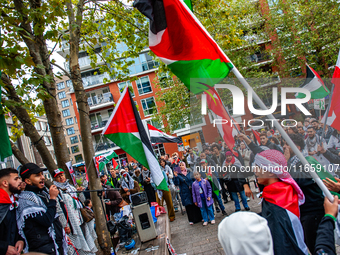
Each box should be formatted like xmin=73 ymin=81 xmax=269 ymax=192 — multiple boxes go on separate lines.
xmin=12 ymin=0 xmax=72 ymax=180
xmin=1 ymin=73 xmax=59 ymax=176
xmin=10 ymin=140 xmax=29 ymax=165
xmin=66 ymin=1 xmax=111 ymax=254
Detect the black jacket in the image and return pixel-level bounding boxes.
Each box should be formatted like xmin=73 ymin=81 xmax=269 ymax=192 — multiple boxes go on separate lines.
xmin=0 ymin=203 xmax=23 ymax=254
xmin=23 ymin=185 xmax=64 ymax=255
xmin=314 ymin=216 xmax=336 ymax=255
xmin=323 ymin=150 xmax=340 ymax=164
xmin=264 ymin=140 xmax=283 ymax=153
xmin=211 ymin=152 xmax=225 ymax=166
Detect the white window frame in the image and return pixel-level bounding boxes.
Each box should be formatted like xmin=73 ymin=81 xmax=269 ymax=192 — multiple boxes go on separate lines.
xmin=141 ymin=96 xmax=157 ymax=117
xmin=136 ymin=76 xmax=152 ymax=95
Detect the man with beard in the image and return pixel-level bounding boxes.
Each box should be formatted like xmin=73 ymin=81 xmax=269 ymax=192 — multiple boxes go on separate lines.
xmin=0 ymin=168 xmax=24 ymax=255
xmin=305 ymin=126 xmax=331 ymax=166
xmin=260 ymin=132 xmax=283 ymax=153
xmin=17 ymin=163 xmax=67 ymax=254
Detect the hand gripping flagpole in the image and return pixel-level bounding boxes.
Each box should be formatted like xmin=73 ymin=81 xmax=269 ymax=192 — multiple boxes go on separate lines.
xmin=230 ymin=67 xmax=334 ymax=202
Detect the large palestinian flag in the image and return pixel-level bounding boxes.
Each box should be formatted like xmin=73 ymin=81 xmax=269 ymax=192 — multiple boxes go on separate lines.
xmin=295 ymin=64 xmax=330 ymax=99
xmin=148 ymin=124 xmax=182 ymax=144
xmin=133 ymin=0 xmax=234 ymax=94
xmin=102 ymin=87 xmax=168 ymax=191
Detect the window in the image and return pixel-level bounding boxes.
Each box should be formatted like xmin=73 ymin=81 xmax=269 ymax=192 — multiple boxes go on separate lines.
xmin=70 ymin=136 xmax=79 ymax=144
xmin=118 ymin=81 xmax=135 ymax=97
xmin=74 ymin=117 xmax=77 ymax=124
xmin=35 ymin=122 xmax=41 ymax=131
xmin=71 ymin=145 xmax=80 ymax=153
xmin=108 ymin=109 xmax=113 ymax=117
xmin=40 ymin=122 xmax=47 ymax=131
xmin=141 ymin=97 xmax=157 ymax=116
xmin=62 ymin=109 xmax=71 ymax=117
xmin=57 ymin=82 xmax=65 ymax=90
xmin=58 ymin=91 xmax=66 ymax=99
xmin=61 ymin=99 xmax=70 ymax=108
xmin=65 ymin=117 xmax=74 ymax=126
xmin=44 ymin=136 xmax=51 ymax=145
xmin=146 ymin=119 xmax=163 ymax=129
xmin=66 ymin=80 xmax=72 ymax=87
xmin=74 ymin=154 xmax=83 ymax=163
xmin=79 ymin=135 xmax=82 ymax=142
xmin=67 ymin=127 xmax=75 ymax=135
xmin=136 ymin=76 xmax=152 ymax=95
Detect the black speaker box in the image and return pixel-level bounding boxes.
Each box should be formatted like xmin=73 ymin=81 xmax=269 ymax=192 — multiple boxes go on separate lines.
xmin=130 ymin=191 xmax=148 ymax=206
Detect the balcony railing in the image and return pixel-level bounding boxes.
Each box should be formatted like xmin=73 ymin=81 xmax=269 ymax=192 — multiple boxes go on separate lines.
xmin=91 ymin=120 xmax=109 ymax=131
xmin=82 ymin=73 xmax=111 ymax=88
xmin=247 ymin=53 xmax=271 ymax=63
xmin=94 ymin=142 xmax=117 ymax=152
xmin=88 ymin=92 xmax=114 ymax=107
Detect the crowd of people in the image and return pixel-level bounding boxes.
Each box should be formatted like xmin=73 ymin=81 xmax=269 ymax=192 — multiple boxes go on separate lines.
xmin=1 ymin=117 xmax=340 ymax=254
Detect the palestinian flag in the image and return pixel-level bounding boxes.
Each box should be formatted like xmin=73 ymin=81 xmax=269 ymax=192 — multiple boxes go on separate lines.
xmin=251 ymin=129 xmax=261 ymax=145
xmin=94 ymin=150 xmax=118 ymax=176
xmin=148 ymin=124 xmax=182 ymax=144
xmin=133 ymin=0 xmax=233 ymax=94
xmin=112 ymin=158 xmax=119 ymax=170
xmin=295 ymin=64 xmax=330 ymax=99
xmin=102 ymin=87 xmax=168 ymax=191
xmin=322 ymin=49 xmax=340 ymax=131
xmin=262 ymin=182 xmax=308 ymax=255
xmin=0 ymin=82 xmax=12 ymax=162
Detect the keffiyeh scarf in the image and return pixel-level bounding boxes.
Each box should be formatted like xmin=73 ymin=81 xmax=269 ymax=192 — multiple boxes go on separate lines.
xmin=54 ymin=180 xmax=83 ymax=209
xmin=17 ymin=190 xmax=67 ymax=254
xmin=306 ymin=134 xmax=320 ymax=150
xmin=254 ymin=150 xmax=305 ymax=205
xmin=121 ymin=174 xmax=135 ymax=190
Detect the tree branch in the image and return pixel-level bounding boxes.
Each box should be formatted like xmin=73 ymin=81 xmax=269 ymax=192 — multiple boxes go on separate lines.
xmin=51 ymin=62 xmax=71 ymax=78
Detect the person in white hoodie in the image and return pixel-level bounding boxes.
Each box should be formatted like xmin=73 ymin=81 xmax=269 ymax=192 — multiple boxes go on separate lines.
xmin=218 ymin=212 xmax=274 ymax=255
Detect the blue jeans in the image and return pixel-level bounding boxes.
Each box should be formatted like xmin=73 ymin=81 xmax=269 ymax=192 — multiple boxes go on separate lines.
xmin=200 ymin=198 xmax=215 ymax=222
xmin=230 ymin=191 xmax=249 ymax=210
xmin=212 ymin=192 xmax=225 ymax=211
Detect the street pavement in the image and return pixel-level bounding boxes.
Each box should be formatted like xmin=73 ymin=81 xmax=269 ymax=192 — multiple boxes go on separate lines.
xmin=169 ymin=187 xmax=340 ymax=255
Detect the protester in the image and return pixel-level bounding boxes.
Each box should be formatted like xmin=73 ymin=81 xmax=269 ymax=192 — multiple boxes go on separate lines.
xmin=282 ymin=134 xmax=325 ymax=252
xmin=173 ymin=162 xmax=202 ymax=225
xmin=239 ymin=142 xmax=251 ymax=167
xmin=222 ymin=151 xmax=250 ymax=212
xmin=139 ymin=166 xmax=157 ymax=205
xmin=108 ymin=167 xmax=119 ymax=188
xmin=200 ymin=159 xmax=227 ymax=216
xmin=192 ymin=171 xmax=215 ymax=225
xmin=104 ymin=185 xmax=123 ymax=220
xmin=120 ymin=169 xmax=140 ymax=204
xmin=160 ymin=159 xmax=179 ymax=212
xmin=218 ymin=212 xmax=274 ymax=255
xmin=18 ymin=163 xmax=67 ymax=254
xmin=252 ymin=149 xmax=308 ymax=255
xmin=186 ymin=149 xmax=198 ymax=170
xmin=53 ymin=168 xmax=97 ymax=255
xmin=259 ymin=132 xmax=283 ymax=153
xmin=306 ymin=126 xmax=331 ymax=166
xmin=0 ymin=168 xmax=24 ymax=255
xmin=155 ymin=165 xmax=176 ymax=222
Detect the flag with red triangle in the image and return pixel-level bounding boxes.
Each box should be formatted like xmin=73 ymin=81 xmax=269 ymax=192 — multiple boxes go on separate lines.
xmin=102 ymin=87 xmax=168 ymax=191
xmin=322 ymin=49 xmax=340 ymax=131
xmin=252 ymin=129 xmax=261 ymax=145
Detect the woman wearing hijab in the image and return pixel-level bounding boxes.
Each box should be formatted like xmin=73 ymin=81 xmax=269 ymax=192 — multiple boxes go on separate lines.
xmin=120 ymin=169 xmax=140 ymax=204
xmin=173 ymin=162 xmax=202 ymax=225
xmin=139 ymin=166 xmax=157 ymax=205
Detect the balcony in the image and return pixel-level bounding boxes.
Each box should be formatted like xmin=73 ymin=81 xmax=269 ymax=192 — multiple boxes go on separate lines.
xmin=91 ymin=120 xmax=109 ymax=133
xmin=88 ymin=92 xmax=114 ymax=111
xmin=247 ymin=53 xmax=271 ymax=63
xmin=83 ymin=73 xmax=111 ymax=88
xmin=93 ymin=142 xmax=118 ymax=153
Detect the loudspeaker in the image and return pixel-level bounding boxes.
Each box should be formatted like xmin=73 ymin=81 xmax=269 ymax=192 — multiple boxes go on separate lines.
xmin=131 ymin=203 xmax=157 ymax=243
xmin=130 ymin=191 xmax=148 ymax=206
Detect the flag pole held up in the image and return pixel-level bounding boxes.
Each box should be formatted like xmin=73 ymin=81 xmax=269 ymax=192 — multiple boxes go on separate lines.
xmin=231 ymin=67 xmax=334 ymax=202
